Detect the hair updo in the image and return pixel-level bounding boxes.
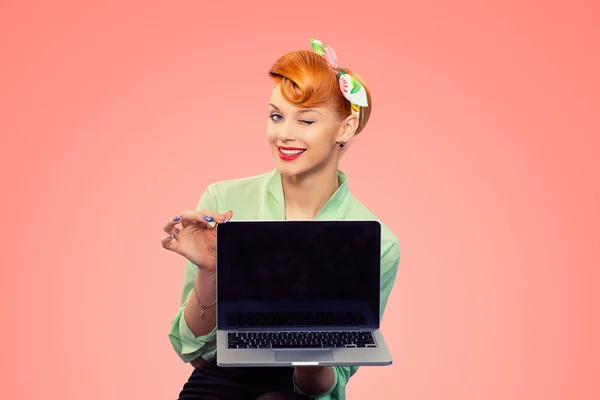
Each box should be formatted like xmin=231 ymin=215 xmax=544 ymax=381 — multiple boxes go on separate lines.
xmin=268 ymin=50 xmax=372 ymax=136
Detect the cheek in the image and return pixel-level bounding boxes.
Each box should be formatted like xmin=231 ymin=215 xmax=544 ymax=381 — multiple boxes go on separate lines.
xmin=305 ymin=127 xmax=335 ymax=149
xmin=266 ymin=125 xmax=277 ymax=142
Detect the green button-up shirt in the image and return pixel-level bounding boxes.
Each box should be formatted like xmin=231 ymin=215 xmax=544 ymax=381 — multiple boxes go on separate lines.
xmin=169 ymin=169 xmax=401 ymax=400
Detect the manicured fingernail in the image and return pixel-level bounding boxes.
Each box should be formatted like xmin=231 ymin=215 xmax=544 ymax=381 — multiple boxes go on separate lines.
xmin=223 ymin=218 xmax=228 ymax=223
xmin=173 ymin=216 xmax=181 ymax=222
xmin=203 ymin=216 xmax=214 ymax=222
xmin=218 ymin=216 xmax=226 ymax=222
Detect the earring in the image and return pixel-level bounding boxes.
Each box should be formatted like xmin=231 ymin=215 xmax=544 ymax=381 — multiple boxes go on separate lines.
xmin=339 ymin=142 xmax=345 ymax=148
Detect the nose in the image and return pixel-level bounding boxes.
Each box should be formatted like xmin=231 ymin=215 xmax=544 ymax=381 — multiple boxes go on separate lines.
xmin=277 ymin=120 xmax=295 ymax=141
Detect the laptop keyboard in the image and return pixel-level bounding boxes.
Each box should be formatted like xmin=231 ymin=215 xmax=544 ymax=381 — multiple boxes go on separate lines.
xmin=227 ymin=331 xmax=376 ymax=349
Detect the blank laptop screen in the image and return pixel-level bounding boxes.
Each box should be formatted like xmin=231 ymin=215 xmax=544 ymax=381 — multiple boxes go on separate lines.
xmin=216 ymin=221 xmax=381 ymax=329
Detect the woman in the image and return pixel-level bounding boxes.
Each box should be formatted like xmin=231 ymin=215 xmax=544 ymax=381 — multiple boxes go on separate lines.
xmin=162 ymin=38 xmax=401 ymax=400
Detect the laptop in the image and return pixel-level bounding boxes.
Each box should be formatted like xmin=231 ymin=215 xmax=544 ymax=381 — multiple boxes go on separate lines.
xmin=215 ymin=220 xmax=393 ymax=367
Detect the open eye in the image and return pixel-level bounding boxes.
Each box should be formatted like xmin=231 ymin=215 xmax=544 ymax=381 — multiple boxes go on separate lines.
xmin=270 ymin=113 xmax=283 ymax=122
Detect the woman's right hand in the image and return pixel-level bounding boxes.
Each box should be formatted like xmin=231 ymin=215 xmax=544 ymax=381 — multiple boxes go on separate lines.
xmin=161 ymin=209 xmax=234 ymax=273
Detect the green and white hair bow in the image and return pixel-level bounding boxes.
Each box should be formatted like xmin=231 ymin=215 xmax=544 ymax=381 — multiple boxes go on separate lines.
xmin=309 ymin=38 xmax=369 ymax=118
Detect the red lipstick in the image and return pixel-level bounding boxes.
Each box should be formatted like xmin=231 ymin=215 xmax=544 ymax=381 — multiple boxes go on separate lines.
xmin=278 ymin=146 xmax=306 ymax=161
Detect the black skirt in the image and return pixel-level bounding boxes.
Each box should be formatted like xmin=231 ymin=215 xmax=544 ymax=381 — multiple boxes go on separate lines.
xmin=178 ymin=358 xmax=306 ymax=400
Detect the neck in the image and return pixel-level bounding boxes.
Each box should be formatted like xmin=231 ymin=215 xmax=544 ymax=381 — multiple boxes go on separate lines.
xmin=282 ymin=167 xmax=340 ymax=220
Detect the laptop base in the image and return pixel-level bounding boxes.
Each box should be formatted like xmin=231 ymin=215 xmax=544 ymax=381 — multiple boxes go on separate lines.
xmin=216 ymin=328 xmax=392 ymax=367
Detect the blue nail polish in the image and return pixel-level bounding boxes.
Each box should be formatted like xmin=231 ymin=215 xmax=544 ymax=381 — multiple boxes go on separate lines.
xmin=203 ymin=216 xmax=214 ymax=223
xmin=173 ymin=216 xmax=181 ymax=222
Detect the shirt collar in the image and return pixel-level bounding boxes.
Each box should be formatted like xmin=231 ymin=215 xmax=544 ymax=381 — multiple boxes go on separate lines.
xmin=266 ymin=169 xmax=350 ymax=220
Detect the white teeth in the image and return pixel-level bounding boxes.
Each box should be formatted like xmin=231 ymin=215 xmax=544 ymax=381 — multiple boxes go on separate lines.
xmin=280 ymin=149 xmax=305 ymax=155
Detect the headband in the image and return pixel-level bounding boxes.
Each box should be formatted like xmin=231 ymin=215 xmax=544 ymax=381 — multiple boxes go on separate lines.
xmin=309 ymin=38 xmax=369 ymax=118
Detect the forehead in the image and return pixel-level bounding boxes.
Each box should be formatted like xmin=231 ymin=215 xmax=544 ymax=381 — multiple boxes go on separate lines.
xmin=269 ymin=84 xmax=329 ymax=115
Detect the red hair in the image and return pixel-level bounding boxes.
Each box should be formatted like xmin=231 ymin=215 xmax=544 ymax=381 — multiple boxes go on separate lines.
xmin=269 ymin=50 xmax=372 ymax=136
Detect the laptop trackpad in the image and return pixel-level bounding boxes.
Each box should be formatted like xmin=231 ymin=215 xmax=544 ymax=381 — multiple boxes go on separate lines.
xmin=275 ymin=350 xmax=334 ymax=362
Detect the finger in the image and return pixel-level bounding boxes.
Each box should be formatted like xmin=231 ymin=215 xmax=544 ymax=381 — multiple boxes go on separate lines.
xmin=180 ymin=209 xmax=224 ymax=225
xmin=163 ymin=214 xmax=185 ymax=234
xmin=221 ymin=209 xmax=234 ymax=222
xmin=164 ymin=209 xmax=219 ymax=232
xmin=161 ymin=233 xmax=179 ymax=252
xmin=210 ymin=209 xmax=234 ymax=224
xmin=181 ymin=218 xmax=202 ymax=229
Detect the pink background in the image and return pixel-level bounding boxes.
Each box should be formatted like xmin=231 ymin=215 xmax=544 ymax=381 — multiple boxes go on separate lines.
xmin=1 ymin=1 xmax=598 ymax=399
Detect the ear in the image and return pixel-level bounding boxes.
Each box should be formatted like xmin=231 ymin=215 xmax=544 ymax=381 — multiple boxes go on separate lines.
xmin=336 ymin=114 xmax=360 ymax=143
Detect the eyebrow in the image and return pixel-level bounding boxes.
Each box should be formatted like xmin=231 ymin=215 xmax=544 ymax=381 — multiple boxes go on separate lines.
xmin=269 ymin=103 xmax=322 ymax=115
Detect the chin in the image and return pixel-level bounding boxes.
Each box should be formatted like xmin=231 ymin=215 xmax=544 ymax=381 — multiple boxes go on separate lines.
xmin=270 ymin=149 xmax=303 ymax=175
xmin=271 ymin=147 xmax=329 ymax=179
xmin=276 ymin=163 xmax=308 ymax=178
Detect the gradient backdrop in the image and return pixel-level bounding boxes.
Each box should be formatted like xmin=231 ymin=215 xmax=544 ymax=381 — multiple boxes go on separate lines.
xmin=1 ymin=1 xmax=598 ymax=399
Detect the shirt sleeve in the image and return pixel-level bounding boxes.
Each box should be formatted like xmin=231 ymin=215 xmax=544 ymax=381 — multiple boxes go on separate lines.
xmin=168 ymin=185 xmax=220 ymax=363
xmin=292 ymin=237 xmax=401 ymax=399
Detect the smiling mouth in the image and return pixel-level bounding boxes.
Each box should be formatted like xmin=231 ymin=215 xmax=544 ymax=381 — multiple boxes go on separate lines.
xmin=279 ymin=148 xmax=306 ymax=155
xmin=277 ymin=147 xmax=306 ymax=161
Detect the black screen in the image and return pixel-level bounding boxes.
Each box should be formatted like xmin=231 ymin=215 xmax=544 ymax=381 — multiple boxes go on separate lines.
xmin=216 ymin=221 xmax=381 ymax=329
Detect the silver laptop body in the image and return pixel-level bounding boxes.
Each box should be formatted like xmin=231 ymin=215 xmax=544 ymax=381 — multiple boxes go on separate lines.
xmin=215 ymin=220 xmax=393 ymax=367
